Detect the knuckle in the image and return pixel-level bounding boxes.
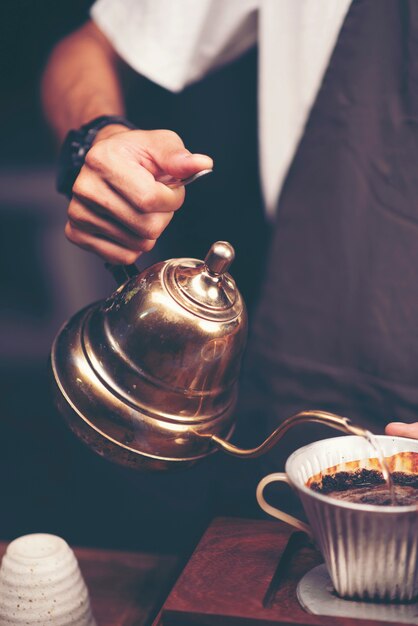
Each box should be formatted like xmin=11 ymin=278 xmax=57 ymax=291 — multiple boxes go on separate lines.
xmin=64 ymin=222 xmax=80 ymax=244
xmin=71 ymin=178 xmax=83 ymax=198
xmin=139 ymin=239 xmax=156 ymax=253
xmin=139 ymin=224 xmax=161 ymax=240
xmin=138 ymin=189 xmax=159 ymax=212
xmin=139 ymin=213 xmax=169 ymax=239
xmin=67 ymin=203 xmax=85 ymax=226
xmin=72 ymin=171 xmax=90 ymax=198
xmin=85 ymin=143 xmax=106 ymax=170
xmin=156 ymin=129 xmax=183 ymax=145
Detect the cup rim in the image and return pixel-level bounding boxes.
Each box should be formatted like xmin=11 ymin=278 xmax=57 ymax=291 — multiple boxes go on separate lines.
xmin=285 ymin=434 xmax=418 ymax=513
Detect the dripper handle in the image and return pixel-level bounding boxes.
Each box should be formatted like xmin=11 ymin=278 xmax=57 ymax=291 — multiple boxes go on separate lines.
xmin=257 ymin=474 xmax=312 ymax=535
xmin=104 ymin=263 xmax=139 ymax=286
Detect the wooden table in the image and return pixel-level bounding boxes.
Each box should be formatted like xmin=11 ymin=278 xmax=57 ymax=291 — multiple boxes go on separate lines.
xmin=154 ymin=517 xmax=417 ymax=626
xmin=2 ymin=519 xmax=415 ymax=626
xmin=0 ymin=541 xmax=180 ymax=626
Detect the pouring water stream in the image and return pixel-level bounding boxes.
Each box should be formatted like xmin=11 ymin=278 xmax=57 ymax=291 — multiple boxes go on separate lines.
xmin=364 ymin=430 xmax=396 ymax=505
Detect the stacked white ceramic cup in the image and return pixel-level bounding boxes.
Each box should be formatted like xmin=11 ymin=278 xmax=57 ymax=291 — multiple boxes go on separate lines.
xmin=0 ymin=534 xmax=96 ymax=625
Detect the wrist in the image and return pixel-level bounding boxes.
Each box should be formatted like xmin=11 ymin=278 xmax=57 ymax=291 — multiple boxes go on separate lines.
xmin=56 ymin=115 xmax=137 ymax=197
xmin=92 ymin=123 xmax=132 ymax=144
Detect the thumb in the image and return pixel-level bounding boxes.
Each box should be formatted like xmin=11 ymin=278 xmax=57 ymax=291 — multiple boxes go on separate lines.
xmin=385 ymin=422 xmax=418 ymax=438
xmin=158 ymin=148 xmax=213 ymax=180
xmin=145 ymin=130 xmax=213 ymax=178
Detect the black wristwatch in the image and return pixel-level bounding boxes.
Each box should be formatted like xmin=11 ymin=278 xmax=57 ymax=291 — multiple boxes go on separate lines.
xmin=56 ymin=115 xmax=137 ymax=198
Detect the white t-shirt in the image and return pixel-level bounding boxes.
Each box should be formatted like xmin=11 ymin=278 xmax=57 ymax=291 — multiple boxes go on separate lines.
xmin=91 ymin=0 xmax=351 ymax=217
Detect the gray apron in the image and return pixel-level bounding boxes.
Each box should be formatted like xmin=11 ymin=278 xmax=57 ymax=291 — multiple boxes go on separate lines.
xmin=56 ymin=1 xmax=418 ymax=545
xmin=238 ymin=0 xmax=418 ymax=467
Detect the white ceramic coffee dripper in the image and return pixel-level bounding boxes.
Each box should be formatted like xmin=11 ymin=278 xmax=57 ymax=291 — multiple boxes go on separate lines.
xmin=0 ymin=533 xmax=96 ymax=625
xmin=257 ymin=435 xmax=418 ymax=602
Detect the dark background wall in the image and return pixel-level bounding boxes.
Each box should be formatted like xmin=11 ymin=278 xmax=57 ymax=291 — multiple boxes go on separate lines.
xmin=0 ymin=1 xmax=270 ymax=554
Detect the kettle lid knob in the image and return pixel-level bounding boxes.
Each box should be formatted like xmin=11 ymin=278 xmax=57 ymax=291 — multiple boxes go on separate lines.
xmin=204 ymin=241 xmax=235 ymax=276
xmin=162 ymin=240 xmax=242 ymax=320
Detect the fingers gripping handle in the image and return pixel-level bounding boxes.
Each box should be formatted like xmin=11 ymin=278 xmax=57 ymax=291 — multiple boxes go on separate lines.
xmin=256 ymin=473 xmax=312 ymax=536
xmin=103 ymin=169 xmax=212 ymax=286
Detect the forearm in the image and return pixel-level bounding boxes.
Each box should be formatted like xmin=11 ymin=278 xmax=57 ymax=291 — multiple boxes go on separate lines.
xmin=41 ymin=21 xmax=125 ymax=142
xmin=42 ymin=20 xmax=213 ymax=265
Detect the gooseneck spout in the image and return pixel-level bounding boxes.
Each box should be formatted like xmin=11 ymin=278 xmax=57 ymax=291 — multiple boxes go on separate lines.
xmin=210 ymin=410 xmax=367 ymax=458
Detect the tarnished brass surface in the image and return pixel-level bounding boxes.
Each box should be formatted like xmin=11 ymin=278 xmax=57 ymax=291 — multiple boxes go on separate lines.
xmin=51 ymin=240 xmax=367 ymax=472
xmin=51 ymin=242 xmax=247 ymax=470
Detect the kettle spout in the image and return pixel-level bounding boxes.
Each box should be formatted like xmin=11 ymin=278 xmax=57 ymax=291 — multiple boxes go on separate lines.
xmin=209 ymin=410 xmax=368 ymax=458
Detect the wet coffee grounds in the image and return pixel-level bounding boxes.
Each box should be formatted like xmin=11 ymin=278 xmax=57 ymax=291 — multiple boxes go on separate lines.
xmin=309 ymin=470 xmax=418 ymax=505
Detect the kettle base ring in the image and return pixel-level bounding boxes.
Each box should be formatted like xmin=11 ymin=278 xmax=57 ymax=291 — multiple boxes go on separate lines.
xmin=53 ymin=374 xmax=236 ymax=471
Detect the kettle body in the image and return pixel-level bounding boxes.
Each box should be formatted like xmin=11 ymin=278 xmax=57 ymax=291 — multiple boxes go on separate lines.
xmin=51 ymin=243 xmax=247 ymax=470
xmin=51 ymin=241 xmax=364 ymax=471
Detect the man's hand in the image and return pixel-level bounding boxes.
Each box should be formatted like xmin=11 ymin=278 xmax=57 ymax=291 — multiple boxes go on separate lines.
xmin=42 ymin=21 xmax=212 ymax=263
xmin=385 ymin=422 xmax=418 ymax=439
xmin=66 ymin=126 xmax=213 ymax=264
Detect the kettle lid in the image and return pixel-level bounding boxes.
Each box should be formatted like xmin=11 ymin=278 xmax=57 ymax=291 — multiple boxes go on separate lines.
xmin=164 ymin=241 xmax=241 ymax=321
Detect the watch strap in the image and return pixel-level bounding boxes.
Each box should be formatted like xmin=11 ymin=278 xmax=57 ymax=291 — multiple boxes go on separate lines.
xmin=57 ymin=115 xmax=137 ymax=198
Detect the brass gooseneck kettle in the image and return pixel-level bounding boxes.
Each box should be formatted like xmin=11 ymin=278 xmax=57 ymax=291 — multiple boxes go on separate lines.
xmin=51 ymin=241 xmax=364 ymax=471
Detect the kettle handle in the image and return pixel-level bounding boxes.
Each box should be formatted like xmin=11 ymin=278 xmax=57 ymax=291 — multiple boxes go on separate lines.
xmin=209 ymin=410 xmax=367 ymax=458
xmin=102 ymin=169 xmax=214 ymax=287
xmin=104 ymin=263 xmax=139 ymax=286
